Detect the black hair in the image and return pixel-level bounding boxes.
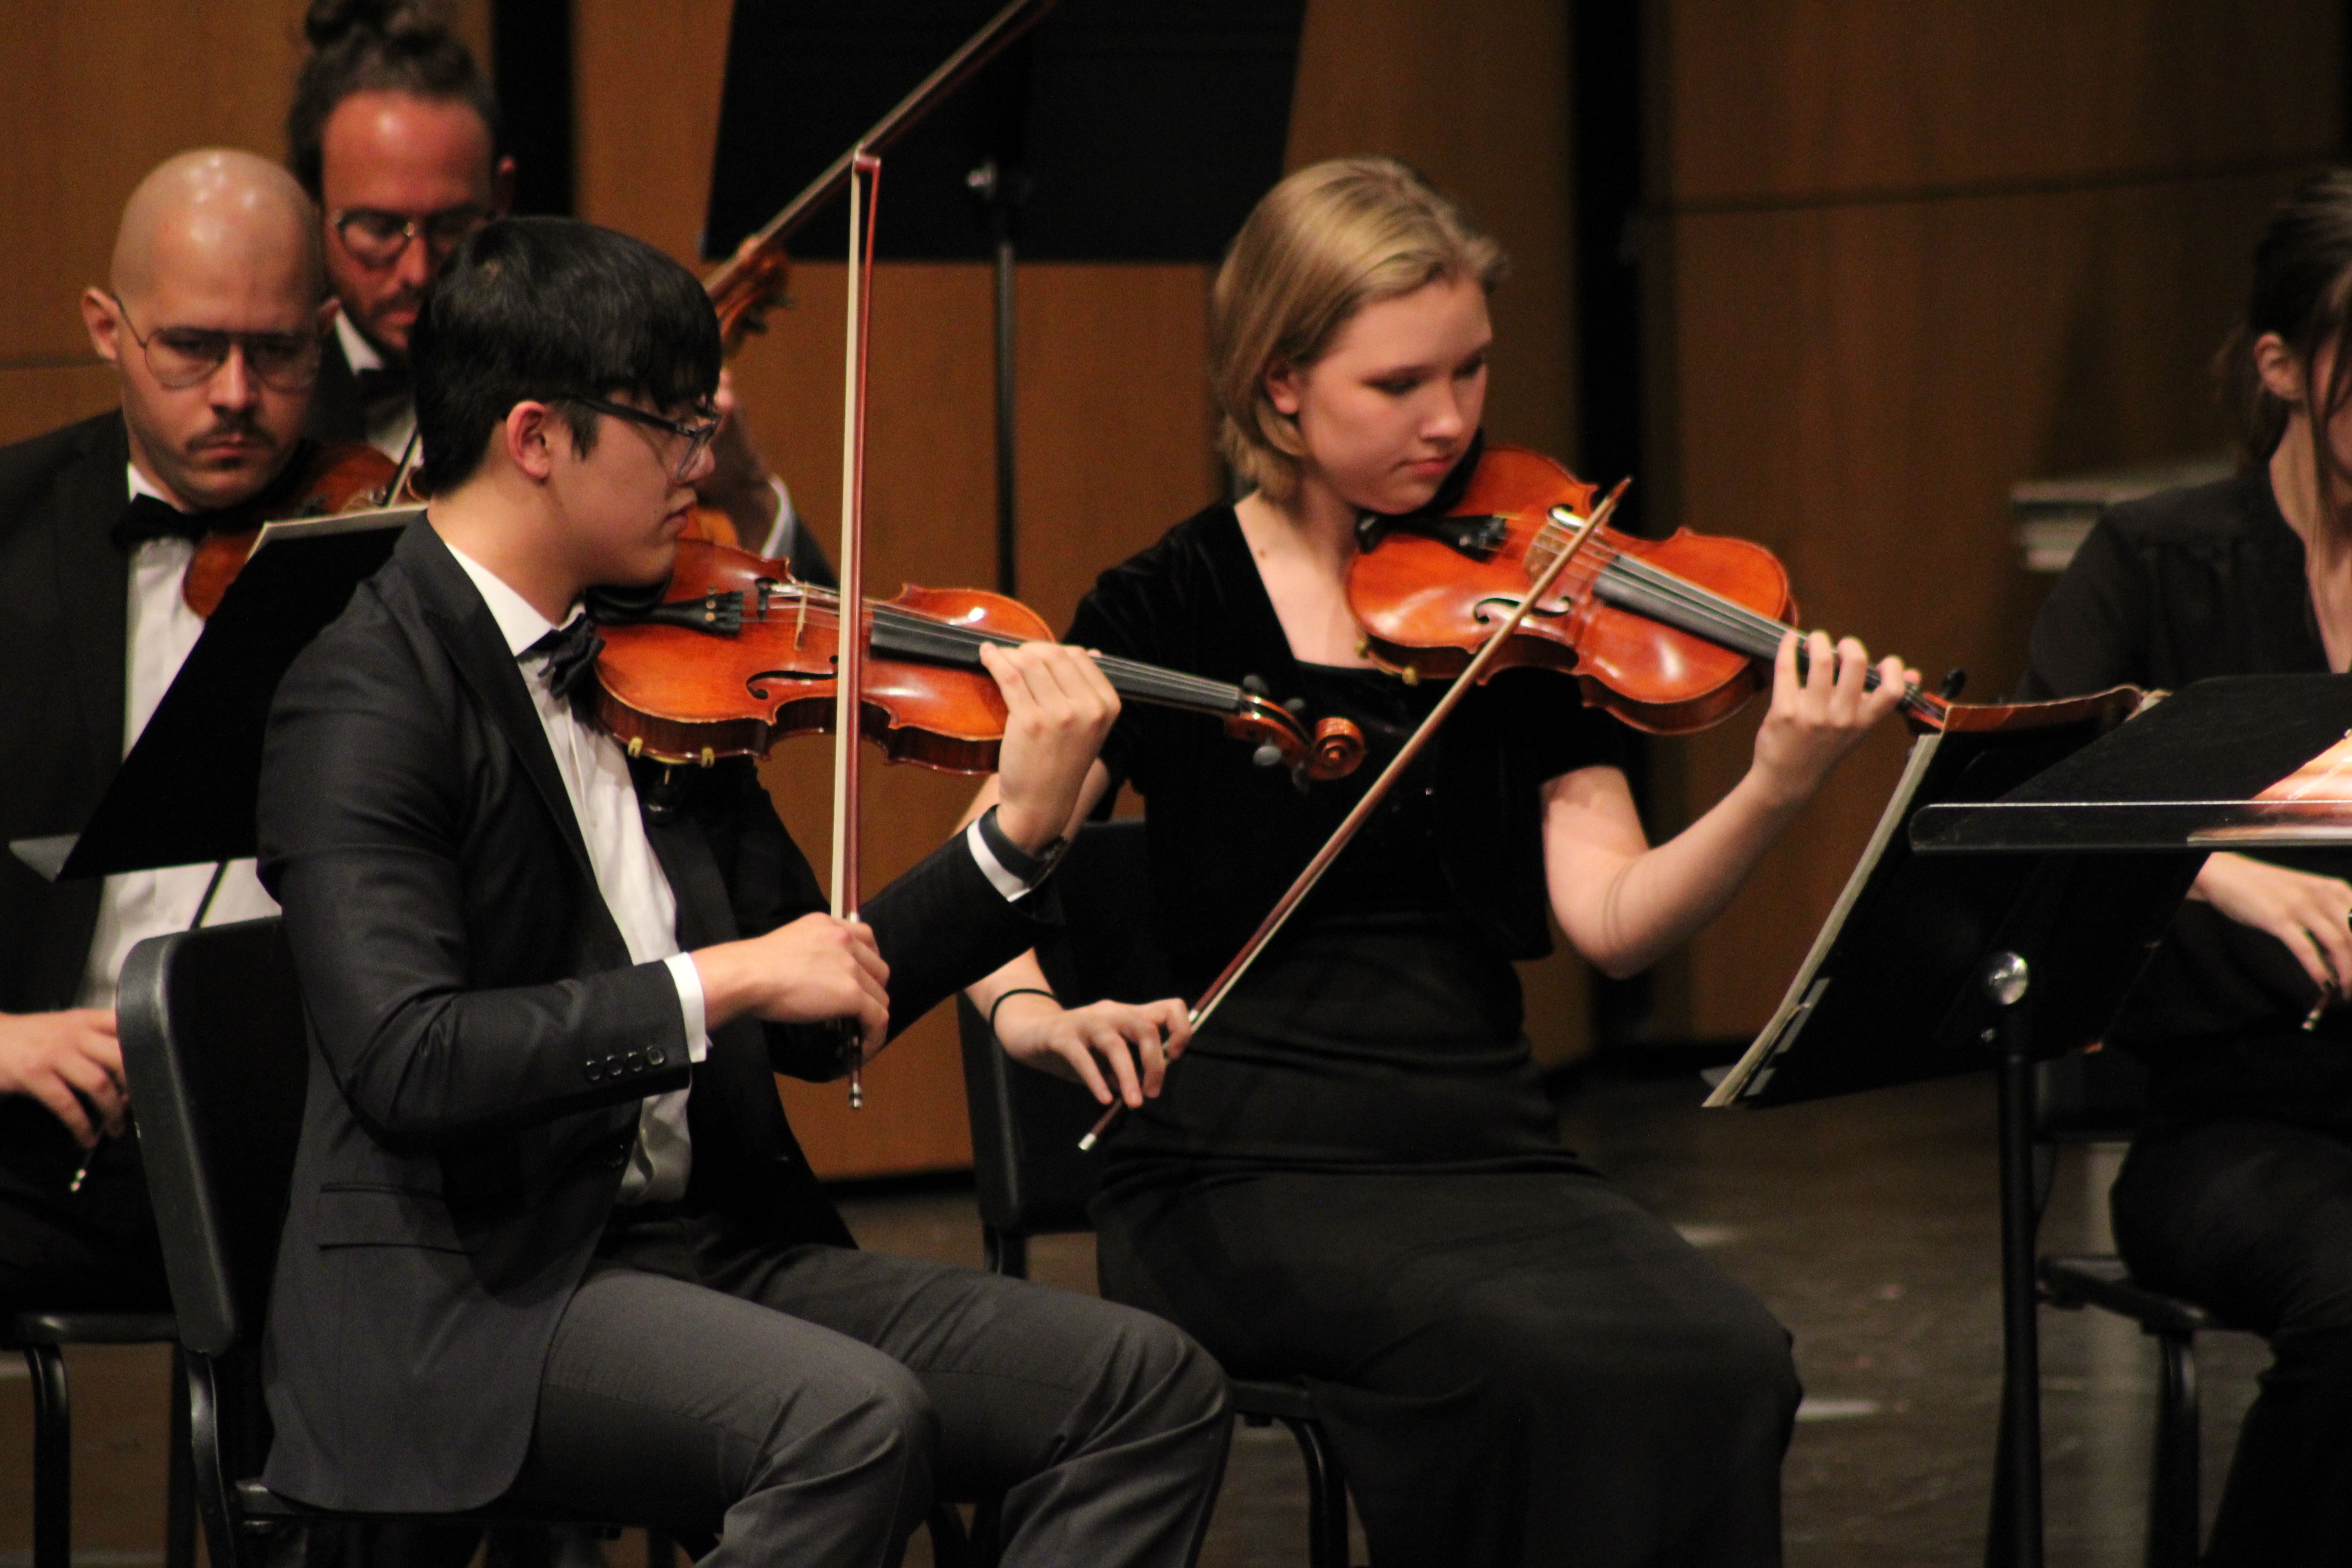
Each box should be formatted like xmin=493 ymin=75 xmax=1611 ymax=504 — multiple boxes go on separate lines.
xmin=2220 ymin=169 xmax=2352 ymax=467
xmin=286 ymin=0 xmax=500 ymax=200
xmin=410 ymin=216 xmax=722 ymax=493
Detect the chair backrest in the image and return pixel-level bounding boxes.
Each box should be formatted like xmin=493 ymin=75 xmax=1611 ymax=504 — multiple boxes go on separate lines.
xmin=957 ymin=818 xmax=1174 ymax=1237
xmin=116 ymin=917 xmax=309 ymax=1358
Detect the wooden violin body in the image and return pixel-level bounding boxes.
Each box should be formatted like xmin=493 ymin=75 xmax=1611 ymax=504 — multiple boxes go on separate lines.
xmin=589 ymin=540 xmax=1365 ymax=781
xmin=1349 ymin=444 xmax=1944 ymax=733
xmin=182 ymin=441 xmax=405 ymax=616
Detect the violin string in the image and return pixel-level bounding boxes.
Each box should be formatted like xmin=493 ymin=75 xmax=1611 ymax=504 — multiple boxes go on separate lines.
xmin=779 ymin=591 xmax=1251 ymax=712
xmin=1572 ymin=541 xmax=1935 ymax=711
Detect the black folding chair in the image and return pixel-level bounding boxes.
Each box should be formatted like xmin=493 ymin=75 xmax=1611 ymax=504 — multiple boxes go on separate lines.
xmin=116 ymin=916 xmax=976 ymax=1566
xmin=956 ymin=818 xmax=1356 ymax=1568
xmin=3 ymin=1307 xmax=192 ymax=1568
xmin=2029 ymin=1049 xmax=2243 ymax=1568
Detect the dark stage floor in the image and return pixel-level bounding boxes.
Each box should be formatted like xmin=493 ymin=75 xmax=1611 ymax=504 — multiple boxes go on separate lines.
xmin=0 ymin=1067 xmax=2267 ymax=1566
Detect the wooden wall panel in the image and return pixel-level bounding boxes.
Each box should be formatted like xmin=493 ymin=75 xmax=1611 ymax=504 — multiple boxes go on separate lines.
xmin=0 ymin=366 xmax=122 ymax=448
xmin=1644 ymin=0 xmax=2339 ymax=1043
xmin=0 ymin=0 xmax=492 ymax=439
xmin=1659 ymin=1 xmax=2339 ymax=205
xmin=1651 ymin=172 xmax=2297 ymax=1034
xmin=1289 ymin=0 xmax=1577 ymax=465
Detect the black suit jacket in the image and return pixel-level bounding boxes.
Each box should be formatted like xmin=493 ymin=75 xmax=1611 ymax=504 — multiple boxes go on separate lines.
xmin=301 ymin=330 xmax=367 ymax=447
xmin=0 ymin=411 xmax=134 ymax=1011
xmin=254 ymin=519 xmax=1049 ymax=1511
xmin=0 ymin=412 xmax=145 ymax=1205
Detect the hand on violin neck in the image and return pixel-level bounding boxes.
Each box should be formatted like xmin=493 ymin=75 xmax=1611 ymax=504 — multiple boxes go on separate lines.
xmin=983 ymin=641 xmax=1120 ymax=853
xmin=691 ymin=913 xmax=889 ymax=1059
xmin=1744 ymin=629 xmax=1914 ymax=811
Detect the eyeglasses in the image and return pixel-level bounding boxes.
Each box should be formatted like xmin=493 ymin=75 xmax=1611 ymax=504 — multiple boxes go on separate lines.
xmin=332 ymin=204 xmax=494 ymax=267
xmin=109 ymin=294 xmax=321 ymax=392
xmin=559 ymin=394 xmax=721 ymax=482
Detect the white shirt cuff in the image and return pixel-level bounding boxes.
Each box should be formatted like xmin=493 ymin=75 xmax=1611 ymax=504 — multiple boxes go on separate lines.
xmin=966 ymin=819 xmax=1033 ymax=902
xmin=664 ymin=953 xmax=711 ymax=1063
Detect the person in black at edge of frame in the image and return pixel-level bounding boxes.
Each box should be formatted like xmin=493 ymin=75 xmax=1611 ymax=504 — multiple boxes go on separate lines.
xmin=2017 ymin=168 xmax=2352 ymax=1567
xmin=0 ymin=149 xmax=334 ymax=1319
xmin=253 ymin=214 xmax=1229 ymax=1568
xmin=958 ymin=157 xmax=1922 ymax=1567
xmin=287 ymin=0 xmax=832 ymax=582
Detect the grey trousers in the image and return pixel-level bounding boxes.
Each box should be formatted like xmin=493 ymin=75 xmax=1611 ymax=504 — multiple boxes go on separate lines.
xmin=497 ymin=1210 xmax=1229 ymax=1568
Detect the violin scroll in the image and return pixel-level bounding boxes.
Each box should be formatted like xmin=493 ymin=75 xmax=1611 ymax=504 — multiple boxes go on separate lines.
xmin=1227 ymin=692 xmax=1365 ymax=786
xmin=710 ymin=238 xmax=793 ymax=355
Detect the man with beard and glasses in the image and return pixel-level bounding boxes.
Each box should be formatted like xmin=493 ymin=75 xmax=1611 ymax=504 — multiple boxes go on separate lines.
xmin=287 ymin=0 xmax=831 ymax=584
xmin=0 ymin=148 xmax=334 ymax=1315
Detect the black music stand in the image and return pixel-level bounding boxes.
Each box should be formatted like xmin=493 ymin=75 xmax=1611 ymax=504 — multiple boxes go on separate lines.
xmin=703 ymin=0 xmax=1307 ymax=596
xmin=1710 ymin=673 xmax=2352 ymax=1568
xmin=6 ymin=510 xmax=415 ymax=886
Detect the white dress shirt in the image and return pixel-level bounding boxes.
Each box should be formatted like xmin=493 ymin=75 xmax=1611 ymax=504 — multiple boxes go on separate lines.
xmin=444 ymin=543 xmax=710 ymax=1204
xmin=74 ymin=469 xmax=280 ymax=1011
xmin=334 ymin=313 xmax=418 ymax=463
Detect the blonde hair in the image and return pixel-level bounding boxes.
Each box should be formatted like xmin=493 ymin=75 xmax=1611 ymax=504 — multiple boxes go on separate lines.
xmin=1211 ymin=157 xmax=1505 ymax=500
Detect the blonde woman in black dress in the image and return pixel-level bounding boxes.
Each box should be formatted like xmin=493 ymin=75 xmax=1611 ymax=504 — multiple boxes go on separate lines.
xmin=960 ymin=158 xmax=1916 ymax=1566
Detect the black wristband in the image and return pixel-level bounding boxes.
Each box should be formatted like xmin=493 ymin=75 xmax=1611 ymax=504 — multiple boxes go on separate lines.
xmin=988 ymin=987 xmax=1060 ymax=1042
xmin=977 ymin=805 xmax=1068 ymax=888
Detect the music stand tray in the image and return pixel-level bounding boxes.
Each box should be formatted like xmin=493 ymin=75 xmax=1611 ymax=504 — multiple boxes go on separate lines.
xmin=21 ymin=508 xmax=417 ymax=883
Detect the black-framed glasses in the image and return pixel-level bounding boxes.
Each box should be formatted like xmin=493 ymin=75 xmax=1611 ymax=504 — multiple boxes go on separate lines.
xmin=109 ymin=294 xmax=321 ymax=392
xmin=559 ymin=394 xmax=721 ymax=482
xmin=332 ymin=203 xmax=494 ymax=267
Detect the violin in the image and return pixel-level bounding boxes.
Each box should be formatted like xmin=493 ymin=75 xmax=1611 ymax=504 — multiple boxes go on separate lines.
xmin=1347 ymin=444 xmax=1949 ymax=732
xmin=181 ymin=436 xmax=753 ymax=617
xmin=181 ymin=441 xmax=405 ymax=616
xmin=584 ymin=538 xmax=1366 ymax=784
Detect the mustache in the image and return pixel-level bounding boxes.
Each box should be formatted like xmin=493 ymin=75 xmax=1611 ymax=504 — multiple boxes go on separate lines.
xmin=187 ymin=412 xmax=274 ymax=452
xmin=368 ymin=285 xmax=428 ymax=317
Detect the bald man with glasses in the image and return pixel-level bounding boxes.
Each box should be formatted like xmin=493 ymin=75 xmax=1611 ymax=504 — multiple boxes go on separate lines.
xmin=0 ymin=148 xmax=334 ymax=1314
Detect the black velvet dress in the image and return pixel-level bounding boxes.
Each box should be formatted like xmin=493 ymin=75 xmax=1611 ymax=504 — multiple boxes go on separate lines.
xmin=1069 ymin=504 xmax=1802 ymax=1568
xmin=2018 ymin=470 xmax=2352 ymax=1566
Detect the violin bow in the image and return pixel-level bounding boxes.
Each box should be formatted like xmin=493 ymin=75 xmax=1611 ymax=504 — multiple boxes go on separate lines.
xmin=702 ymin=0 xmax=1058 ymax=351
xmin=829 ymin=151 xmax=884 ymax=1110
xmin=1078 ymin=481 xmax=1631 ymax=1151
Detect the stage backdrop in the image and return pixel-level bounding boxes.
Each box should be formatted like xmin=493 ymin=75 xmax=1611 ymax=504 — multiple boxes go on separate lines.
xmin=1635 ymin=0 xmax=2343 ymax=1043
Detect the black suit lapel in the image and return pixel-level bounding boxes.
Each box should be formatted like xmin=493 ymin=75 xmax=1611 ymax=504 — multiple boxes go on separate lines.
xmin=53 ymin=415 xmax=131 ymax=793
xmin=396 ymin=523 xmax=601 ymax=886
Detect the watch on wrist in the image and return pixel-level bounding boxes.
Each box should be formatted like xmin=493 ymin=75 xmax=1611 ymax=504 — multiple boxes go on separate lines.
xmin=978 ymin=805 xmax=1069 ymax=889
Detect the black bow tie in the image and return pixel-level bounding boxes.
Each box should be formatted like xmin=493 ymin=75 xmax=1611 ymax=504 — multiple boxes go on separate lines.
xmin=354 ymin=363 xmax=411 ymax=408
xmin=111 ymin=494 xmax=213 ymax=552
xmin=524 ymin=615 xmax=606 ymax=704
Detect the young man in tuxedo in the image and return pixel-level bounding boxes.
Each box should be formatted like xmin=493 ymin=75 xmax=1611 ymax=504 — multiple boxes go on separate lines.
xmin=254 ymin=216 xmax=1228 ymax=1566
xmin=0 ymin=149 xmax=334 ymax=1310
xmin=287 ymin=0 xmax=824 ymax=578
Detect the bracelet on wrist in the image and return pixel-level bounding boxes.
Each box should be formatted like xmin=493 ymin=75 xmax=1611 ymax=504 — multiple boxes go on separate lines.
xmin=987 ymin=986 xmax=1060 ymax=1043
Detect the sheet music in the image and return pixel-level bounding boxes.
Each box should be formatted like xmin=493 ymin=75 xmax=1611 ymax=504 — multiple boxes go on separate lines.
xmin=1704 ymin=732 xmax=1945 ymax=1108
